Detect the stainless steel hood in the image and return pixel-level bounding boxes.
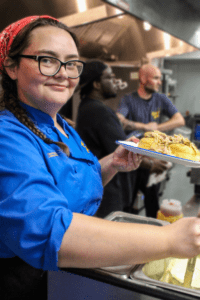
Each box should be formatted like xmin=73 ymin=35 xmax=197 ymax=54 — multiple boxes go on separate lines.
xmin=103 ymin=0 xmax=200 ymax=49
xmin=69 ymin=14 xmax=198 ymax=64
xmin=0 ymin=0 xmax=199 ymax=63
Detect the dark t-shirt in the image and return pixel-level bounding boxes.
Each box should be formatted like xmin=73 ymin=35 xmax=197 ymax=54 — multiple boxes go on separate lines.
xmin=76 ymin=97 xmax=136 ymax=217
xmin=118 ymin=91 xmax=178 ymax=136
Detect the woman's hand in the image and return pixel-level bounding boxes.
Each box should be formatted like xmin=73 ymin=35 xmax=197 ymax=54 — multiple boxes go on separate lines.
xmin=164 ymin=217 xmax=200 ymax=258
xmin=112 ymin=136 xmax=142 ymax=172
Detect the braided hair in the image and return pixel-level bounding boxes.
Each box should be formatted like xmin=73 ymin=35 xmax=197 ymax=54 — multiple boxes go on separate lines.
xmin=0 ymin=18 xmax=79 ymax=156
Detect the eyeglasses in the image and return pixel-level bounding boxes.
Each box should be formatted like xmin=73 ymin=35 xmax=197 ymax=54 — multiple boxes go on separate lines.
xmin=18 ymin=55 xmax=85 ymax=78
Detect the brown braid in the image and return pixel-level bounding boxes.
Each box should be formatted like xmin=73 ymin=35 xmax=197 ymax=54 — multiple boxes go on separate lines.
xmin=1 ymin=72 xmax=70 ymax=156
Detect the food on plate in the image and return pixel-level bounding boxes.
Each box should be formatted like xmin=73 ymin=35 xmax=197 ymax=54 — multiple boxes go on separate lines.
xmin=138 ymin=131 xmax=200 ymax=161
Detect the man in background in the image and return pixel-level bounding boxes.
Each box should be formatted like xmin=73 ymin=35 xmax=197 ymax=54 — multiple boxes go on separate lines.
xmin=117 ymin=64 xmax=185 ymax=217
xmin=117 ymin=63 xmax=185 ymax=134
xmin=76 ymin=60 xmax=137 ymax=218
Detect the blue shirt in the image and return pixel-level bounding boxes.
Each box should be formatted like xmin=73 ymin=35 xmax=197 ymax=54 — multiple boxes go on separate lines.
xmin=118 ymin=91 xmax=178 ymax=123
xmin=117 ymin=91 xmax=178 ymax=137
xmin=0 ymin=103 xmax=103 ymax=271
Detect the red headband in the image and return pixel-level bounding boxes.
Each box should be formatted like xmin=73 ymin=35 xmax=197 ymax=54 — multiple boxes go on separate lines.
xmin=0 ymin=15 xmax=59 ymax=72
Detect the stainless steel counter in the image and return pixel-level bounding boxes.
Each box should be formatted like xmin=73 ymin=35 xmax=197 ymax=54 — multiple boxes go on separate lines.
xmin=61 ymin=212 xmax=200 ymax=300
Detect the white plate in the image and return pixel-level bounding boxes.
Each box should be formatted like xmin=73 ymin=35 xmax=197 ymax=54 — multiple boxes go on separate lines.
xmin=116 ymin=140 xmax=200 ymax=168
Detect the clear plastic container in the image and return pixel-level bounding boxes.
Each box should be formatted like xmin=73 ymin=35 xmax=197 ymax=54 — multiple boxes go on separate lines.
xmin=157 ymin=199 xmax=183 ymax=223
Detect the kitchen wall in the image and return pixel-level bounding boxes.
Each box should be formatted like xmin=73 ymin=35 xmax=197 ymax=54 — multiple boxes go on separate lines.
xmin=105 ymin=65 xmax=140 ymax=112
xmin=164 ymin=59 xmax=200 ymax=116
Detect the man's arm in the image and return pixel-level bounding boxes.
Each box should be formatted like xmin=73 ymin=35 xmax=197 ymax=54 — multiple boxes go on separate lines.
xmin=157 ymin=112 xmax=185 ymax=132
xmin=140 ymin=157 xmax=169 ymax=175
xmin=116 ymin=112 xmax=148 ymax=131
xmin=117 ymin=112 xmax=185 ymax=133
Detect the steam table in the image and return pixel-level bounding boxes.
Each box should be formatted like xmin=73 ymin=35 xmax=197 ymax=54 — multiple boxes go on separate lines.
xmin=48 ymin=211 xmax=200 ymax=300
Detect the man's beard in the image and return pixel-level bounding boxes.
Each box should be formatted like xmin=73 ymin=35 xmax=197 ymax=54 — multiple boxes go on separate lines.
xmin=103 ymin=91 xmax=117 ymax=99
xmin=144 ymin=86 xmax=156 ymax=94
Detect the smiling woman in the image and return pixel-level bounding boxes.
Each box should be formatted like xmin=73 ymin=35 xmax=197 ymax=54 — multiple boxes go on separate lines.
xmin=0 ymin=14 xmax=200 ymax=300
xmin=6 ymin=26 xmax=80 ymax=116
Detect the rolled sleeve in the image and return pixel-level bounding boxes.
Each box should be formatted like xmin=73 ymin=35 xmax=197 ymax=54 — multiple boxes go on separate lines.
xmin=43 ymin=209 xmax=73 ymax=271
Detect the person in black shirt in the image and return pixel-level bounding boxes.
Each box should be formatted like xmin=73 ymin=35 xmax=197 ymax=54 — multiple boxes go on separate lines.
xmin=76 ymin=60 xmax=137 ymax=217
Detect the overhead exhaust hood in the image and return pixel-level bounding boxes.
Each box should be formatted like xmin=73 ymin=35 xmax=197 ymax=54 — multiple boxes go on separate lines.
xmin=0 ymin=0 xmax=199 ymax=64
xmin=59 ymin=0 xmax=199 ymax=64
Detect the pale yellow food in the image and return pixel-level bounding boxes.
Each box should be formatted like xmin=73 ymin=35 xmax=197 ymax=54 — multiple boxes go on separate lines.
xmin=143 ymin=256 xmax=200 ymax=289
xmin=138 ymin=130 xmax=200 ymax=161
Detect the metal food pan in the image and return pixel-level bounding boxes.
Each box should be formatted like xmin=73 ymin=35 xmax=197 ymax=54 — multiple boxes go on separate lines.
xmin=104 ymin=211 xmax=169 ymax=226
xmin=98 ymin=211 xmax=168 ymax=277
xmin=130 ymin=261 xmax=200 ymax=297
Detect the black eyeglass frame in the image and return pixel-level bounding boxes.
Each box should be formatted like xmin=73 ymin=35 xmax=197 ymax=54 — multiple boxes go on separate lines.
xmin=18 ymin=54 xmax=85 ymax=78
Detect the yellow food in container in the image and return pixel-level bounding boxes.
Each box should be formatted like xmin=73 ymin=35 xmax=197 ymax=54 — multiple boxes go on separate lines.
xmin=143 ymin=256 xmax=200 ymax=290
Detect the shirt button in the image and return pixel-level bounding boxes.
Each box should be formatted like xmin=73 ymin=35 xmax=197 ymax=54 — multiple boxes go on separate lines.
xmin=47 ymin=128 xmax=52 ymax=134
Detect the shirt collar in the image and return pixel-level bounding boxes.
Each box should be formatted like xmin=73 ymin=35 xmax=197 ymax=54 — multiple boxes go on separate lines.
xmin=20 ymin=102 xmax=56 ymax=126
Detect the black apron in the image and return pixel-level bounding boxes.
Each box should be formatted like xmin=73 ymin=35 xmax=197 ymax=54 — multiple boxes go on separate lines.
xmin=0 ymin=256 xmax=47 ymax=300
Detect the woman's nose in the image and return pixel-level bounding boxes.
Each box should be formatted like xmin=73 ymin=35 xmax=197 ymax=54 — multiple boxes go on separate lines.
xmin=55 ymin=65 xmax=69 ymax=78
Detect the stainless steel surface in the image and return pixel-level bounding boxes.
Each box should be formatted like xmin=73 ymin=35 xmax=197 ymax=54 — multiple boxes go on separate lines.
xmin=0 ymin=0 xmax=198 ymax=64
xmin=130 ymin=262 xmax=200 ymax=298
xmin=58 ymin=211 xmax=198 ymax=300
xmin=104 ymin=211 xmax=169 ymax=225
xmin=184 ymin=256 xmax=197 ymax=289
xmin=103 ymin=0 xmax=200 ymax=49
xmin=97 ymin=212 xmax=168 ymax=277
xmin=98 ymin=212 xmax=200 ymax=298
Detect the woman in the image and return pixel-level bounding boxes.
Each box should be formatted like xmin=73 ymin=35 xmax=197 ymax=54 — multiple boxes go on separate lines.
xmin=0 ymin=15 xmax=200 ymax=300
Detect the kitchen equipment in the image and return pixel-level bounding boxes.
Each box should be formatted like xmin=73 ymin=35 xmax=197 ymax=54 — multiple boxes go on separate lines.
xmin=183 ymin=214 xmax=199 ymax=289
xmin=62 ymin=211 xmax=200 ymax=300
xmin=98 ymin=212 xmax=168 ymax=278
xmin=103 ymin=212 xmax=200 ymax=298
xmin=184 ymin=256 xmax=198 ymax=289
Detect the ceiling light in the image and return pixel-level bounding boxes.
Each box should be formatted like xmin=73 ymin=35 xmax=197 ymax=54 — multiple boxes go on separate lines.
xmin=77 ymin=0 xmax=87 ymax=13
xmin=164 ymin=32 xmax=171 ymax=50
xmin=115 ymin=8 xmax=124 ymax=18
xmin=143 ymin=21 xmax=152 ymax=31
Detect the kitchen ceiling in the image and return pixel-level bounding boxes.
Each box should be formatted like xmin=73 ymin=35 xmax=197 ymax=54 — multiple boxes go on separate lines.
xmin=0 ymin=0 xmax=199 ymax=64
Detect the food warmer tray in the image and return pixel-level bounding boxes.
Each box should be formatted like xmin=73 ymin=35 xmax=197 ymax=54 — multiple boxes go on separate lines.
xmin=62 ymin=211 xmax=200 ymax=300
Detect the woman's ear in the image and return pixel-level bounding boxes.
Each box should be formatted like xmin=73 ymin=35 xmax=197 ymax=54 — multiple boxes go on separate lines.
xmin=3 ymin=57 xmax=18 ymax=80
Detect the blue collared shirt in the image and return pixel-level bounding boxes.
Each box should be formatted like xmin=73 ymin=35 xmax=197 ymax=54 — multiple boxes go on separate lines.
xmin=0 ymin=103 xmax=103 ymax=270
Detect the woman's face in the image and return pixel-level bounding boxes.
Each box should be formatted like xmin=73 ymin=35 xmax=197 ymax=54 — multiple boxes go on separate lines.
xmin=11 ymin=25 xmax=80 ymax=117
